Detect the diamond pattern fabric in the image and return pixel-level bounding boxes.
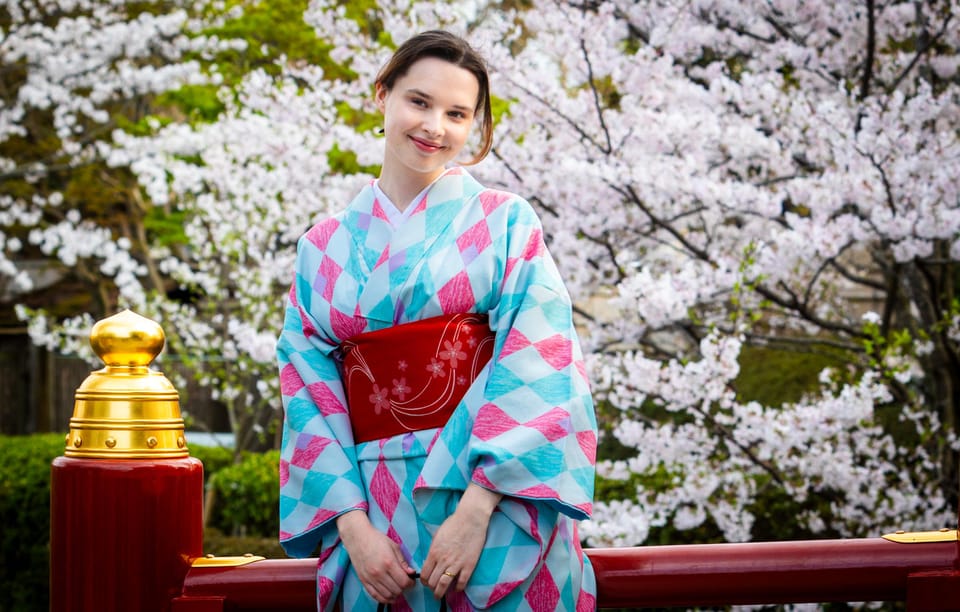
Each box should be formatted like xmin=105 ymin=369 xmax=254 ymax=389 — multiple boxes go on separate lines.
xmin=277 ymin=168 xmax=597 ymax=610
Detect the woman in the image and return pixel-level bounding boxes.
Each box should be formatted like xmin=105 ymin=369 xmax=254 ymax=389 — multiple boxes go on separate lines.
xmin=277 ymin=30 xmax=597 ymax=611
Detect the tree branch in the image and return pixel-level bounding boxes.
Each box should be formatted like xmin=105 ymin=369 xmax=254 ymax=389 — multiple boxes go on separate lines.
xmin=580 ymin=37 xmax=613 ymax=154
xmin=886 ymin=9 xmax=952 ymax=94
xmin=859 ymin=0 xmax=876 ymax=101
xmin=609 ymin=182 xmax=712 ymax=261
xmin=578 ymin=228 xmax=628 ymax=283
xmin=828 ymin=258 xmax=886 ymax=292
xmin=501 ymin=77 xmax=608 ymax=153
xmin=753 ymin=282 xmax=866 ymax=339
xmin=696 ymin=405 xmax=787 ymax=487
xmin=740 ymin=330 xmax=861 ymax=354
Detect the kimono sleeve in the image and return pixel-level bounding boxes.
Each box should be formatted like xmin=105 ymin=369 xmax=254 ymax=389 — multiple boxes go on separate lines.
xmin=469 ymin=197 xmax=597 ymax=518
xmin=276 ymin=232 xmax=368 ymax=559
xmin=414 ymin=196 xmax=597 ymax=608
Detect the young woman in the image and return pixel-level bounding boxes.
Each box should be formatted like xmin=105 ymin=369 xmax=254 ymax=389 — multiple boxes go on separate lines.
xmin=277 ymin=30 xmax=598 ymax=611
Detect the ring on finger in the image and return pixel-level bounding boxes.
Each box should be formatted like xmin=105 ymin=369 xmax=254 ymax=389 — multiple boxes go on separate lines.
xmin=442 ymin=570 xmax=457 ymax=578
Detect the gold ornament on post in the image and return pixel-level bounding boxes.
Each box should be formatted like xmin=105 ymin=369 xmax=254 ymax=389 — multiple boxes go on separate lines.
xmin=65 ymin=309 xmax=188 ymax=458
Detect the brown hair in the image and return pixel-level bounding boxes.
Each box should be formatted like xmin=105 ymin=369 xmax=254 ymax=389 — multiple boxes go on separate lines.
xmin=376 ymin=30 xmax=493 ymax=165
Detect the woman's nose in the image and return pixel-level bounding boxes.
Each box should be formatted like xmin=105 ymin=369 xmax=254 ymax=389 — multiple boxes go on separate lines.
xmin=422 ymin=112 xmax=442 ymax=136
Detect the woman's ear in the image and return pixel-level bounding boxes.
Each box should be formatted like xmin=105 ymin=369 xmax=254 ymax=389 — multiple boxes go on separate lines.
xmin=374 ymin=82 xmax=387 ymax=113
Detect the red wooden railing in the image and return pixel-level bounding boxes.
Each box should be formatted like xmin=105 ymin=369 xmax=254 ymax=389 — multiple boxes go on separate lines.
xmin=49 ymin=311 xmax=960 ymax=611
xmin=166 ymin=535 xmax=960 ymax=611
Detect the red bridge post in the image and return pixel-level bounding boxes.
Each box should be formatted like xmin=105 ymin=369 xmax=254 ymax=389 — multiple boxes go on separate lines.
xmin=50 ymin=310 xmax=203 ymax=612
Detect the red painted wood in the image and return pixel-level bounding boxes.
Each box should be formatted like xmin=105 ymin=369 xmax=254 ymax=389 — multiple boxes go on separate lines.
xmin=169 ymin=595 xmax=226 ymax=612
xmin=588 ymin=538 xmax=959 ymax=608
xmin=179 ymin=559 xmax=317 ymax=611
xmin=173 ymin=538 xmax=959 ymax=610
xmin=50 ymin=457 xmax=204 ymax=612
xmin=906 ymin=570 xmax=960 ymax=611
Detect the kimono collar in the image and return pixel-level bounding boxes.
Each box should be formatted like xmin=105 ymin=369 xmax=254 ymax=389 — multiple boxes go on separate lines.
xmin=340 ymin=167 xmax=487 ymax=290
xmin=347 ymin=167 xmax=484 ymax=223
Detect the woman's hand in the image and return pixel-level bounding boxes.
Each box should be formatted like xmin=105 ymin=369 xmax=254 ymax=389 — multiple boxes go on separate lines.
xmin=337 ymin=510 xmax=415 ymax=604
xmin=421 ymin=484 xmax=503 ymax=599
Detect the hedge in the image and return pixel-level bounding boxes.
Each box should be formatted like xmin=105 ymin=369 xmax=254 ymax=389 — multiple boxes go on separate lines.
xmin=0 ymin=433 xmax=64 ymax=612
xmin=207 ymin=450 xmax=281 ymax=538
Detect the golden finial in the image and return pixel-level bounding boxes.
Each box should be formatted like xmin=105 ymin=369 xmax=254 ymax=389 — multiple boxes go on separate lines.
xmin=90 ymin=309 xmax=165 ymax=368
xmin=66 ymin=310 xmax=188 ymax=459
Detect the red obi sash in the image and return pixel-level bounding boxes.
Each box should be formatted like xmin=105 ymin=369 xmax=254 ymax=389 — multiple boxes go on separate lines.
xmin=341 ymin=313 xmax=495 ymax=444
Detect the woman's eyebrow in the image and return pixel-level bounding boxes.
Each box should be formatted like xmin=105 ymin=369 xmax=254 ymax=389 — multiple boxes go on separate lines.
xmin=405 ymin=88 xmax=472 ymax=111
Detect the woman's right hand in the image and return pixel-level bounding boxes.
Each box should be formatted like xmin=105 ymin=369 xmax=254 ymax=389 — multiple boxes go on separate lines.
xmin=336 ymin=510 xmax=416 ymax=604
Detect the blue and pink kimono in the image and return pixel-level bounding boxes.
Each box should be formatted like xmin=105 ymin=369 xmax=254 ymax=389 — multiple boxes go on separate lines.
xmin=277 ymin=167 xmax=598 ymax=611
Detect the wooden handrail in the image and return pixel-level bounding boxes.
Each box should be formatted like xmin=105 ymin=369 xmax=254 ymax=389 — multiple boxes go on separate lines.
xmin=172 ymin=535 xmax=960 ymax=610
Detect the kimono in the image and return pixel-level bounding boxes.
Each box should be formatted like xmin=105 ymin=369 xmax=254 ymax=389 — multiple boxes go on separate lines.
xmin=277 ymin=167 xmax=597 ymax=611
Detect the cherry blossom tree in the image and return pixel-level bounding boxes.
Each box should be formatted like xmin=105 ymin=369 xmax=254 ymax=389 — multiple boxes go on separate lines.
xmin=0 ymin=0 xmax=247 ymax=310
xmin=1 ymin=0 xmax=342 ymax=450
xmin=4 ymin=0 xmax=959 ymax=544
xmin=299 ymin=0 xmax=960 ymax=543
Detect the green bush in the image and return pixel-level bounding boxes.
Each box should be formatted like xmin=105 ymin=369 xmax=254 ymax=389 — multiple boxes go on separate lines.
xmin=189 ymin=442 xmax=234 ymax=483
xmin=203 ymin=527 xmax=286 ymax=558
xmin=208 ymin=450 xmax=280 ymax=538
xmin=0 ymin=433 xmax=65 ymax=612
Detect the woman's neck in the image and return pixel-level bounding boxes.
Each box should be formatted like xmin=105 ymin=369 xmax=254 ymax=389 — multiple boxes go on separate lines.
xmin=377 ymin=167 xmax=445 ymax=212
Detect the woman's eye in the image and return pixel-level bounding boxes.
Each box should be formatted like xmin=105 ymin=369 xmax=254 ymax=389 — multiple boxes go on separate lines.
xmin=411 ymin=98 xmax=427 ymax=107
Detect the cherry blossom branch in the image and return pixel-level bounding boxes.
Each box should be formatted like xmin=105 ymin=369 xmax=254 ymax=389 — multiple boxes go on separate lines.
xmin=579 ymin=37 xmax=613 ymax=155
xmin=488 ymin=148 xmax=561 ymax=219
xmin=859 ymin=0 xmax=876 ymax=100
xmin=886 ymin=9 xmax=953 ymax=94
xmin=802 ymin=240 xmax=857 ymax=308
xmin=501 ymin=77 xmax=609 ymax=153
xmin=692 ymin=403 xmax=787 ymax=487
xmin=828 ymin=259 xmax=886 ymax=292
xmin=867 ymin=152 xmax=898 ymax=214
xmin=578 ymin=228 xmax=627 ymax=283
xmin=753 ymin=282 xmax=865 ymax=339
xmin=613 ymin=183 xmax=712 ymax=262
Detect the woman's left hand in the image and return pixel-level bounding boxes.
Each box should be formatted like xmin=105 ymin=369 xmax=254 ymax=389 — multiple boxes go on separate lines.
xmin=421 ymin=484 xmax=502 ymax=599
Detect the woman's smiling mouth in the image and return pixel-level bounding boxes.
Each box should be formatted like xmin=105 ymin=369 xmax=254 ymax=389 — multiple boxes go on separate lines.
xmin=410 ymin=136 xmax=443 ymax=152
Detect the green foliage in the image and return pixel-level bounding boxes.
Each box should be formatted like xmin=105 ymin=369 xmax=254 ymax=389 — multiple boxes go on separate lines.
xmin=490 ymin=94 xmax=513 ymax=126
xmin=340 ymin=0 xmax=382 ymax=23
xmin=117 ymin=0 xmax=356 ymax=132
xmin=735 ymin=344 xmax=848 ymax=407
xmin=143 ymin=206 xmax=190 ymax=247
xmin=778 ymin=63 xmax=801 ymax=90
xmin=203 ymin=526 xmax=286 ymax=558
xmin=114 ymin=113 xmax=173 ymax=137
xmin=189 ymin=442 xmax=234 ymax=483
xmin=156 ymin=84 xmax=225 ymax=124
xmin=747 ymin=482 xmax=839 ymax=542
xmin=200 ymin=0 xmax=348 ymax=84
xmin=328 ymin=143 xmax=380 ymax=176
xmin=594 ymin=462 xmax=680 ymax=507
xmin=0 ymin=433 xmax=65 ymax=612
xmin=208 ymin=450 xmax=280 ymax=537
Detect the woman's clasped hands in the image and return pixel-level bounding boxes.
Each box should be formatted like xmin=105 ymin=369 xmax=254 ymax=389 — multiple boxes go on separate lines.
xmin=421 ymin=484 xmax=503 ymax=600
xmin=336 ymin=510 xmax=416 ymax=605
xmin=337 ymin=483 xmax=503 ymax=604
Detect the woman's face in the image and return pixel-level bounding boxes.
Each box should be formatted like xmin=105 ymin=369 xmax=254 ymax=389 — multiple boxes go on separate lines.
xmin=376 ymin=56 xmax=480 ymax=187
